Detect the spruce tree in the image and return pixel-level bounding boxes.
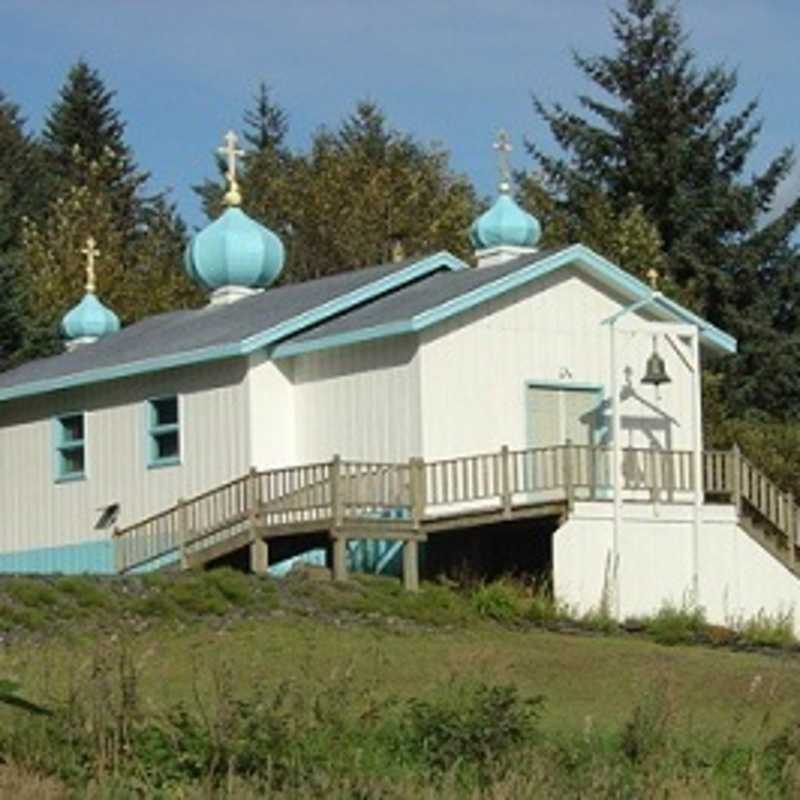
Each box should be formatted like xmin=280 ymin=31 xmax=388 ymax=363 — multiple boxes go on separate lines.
xmin=0 ymin=92 xmax=47 ymax=369
xmin=529 ymin=0 xmax=800 ymax=417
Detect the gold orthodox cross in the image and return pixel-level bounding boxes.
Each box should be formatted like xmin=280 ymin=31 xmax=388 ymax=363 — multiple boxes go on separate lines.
xmin=81 ymin=236 xmax=100 ymax=293
xmin=218 ymin=130 xmax=244 ymax=206
xmin=493 ymin=129 xmax=513 ymax=192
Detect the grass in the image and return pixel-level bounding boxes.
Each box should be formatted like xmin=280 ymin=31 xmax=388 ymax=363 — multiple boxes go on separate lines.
xmin=0 ymin=572 xmax=799 ymax=794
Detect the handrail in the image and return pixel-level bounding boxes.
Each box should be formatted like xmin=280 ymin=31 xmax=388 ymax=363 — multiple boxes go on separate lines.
xmin=113 ymin=444 xmax=799 ymax=575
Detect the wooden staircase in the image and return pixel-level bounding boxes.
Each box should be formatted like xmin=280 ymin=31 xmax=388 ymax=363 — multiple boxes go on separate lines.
xmin=112 ymin=445 xmax=800 ymax=581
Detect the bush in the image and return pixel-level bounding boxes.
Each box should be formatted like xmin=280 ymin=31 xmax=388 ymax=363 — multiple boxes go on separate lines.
xmin=738 ymin=610 xmax=797 ymax=649
xmin=647 ymin=602 xmax=706 ymax=646
xmin=401 ymin=683 xmax=544 ymax=774
xmin=470 ymin=579 xmax=525 ymax=623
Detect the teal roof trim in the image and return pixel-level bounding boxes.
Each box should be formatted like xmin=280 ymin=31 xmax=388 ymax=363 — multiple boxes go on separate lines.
xmin=271 ymin=244 xmax=737 ymax=358
xmin=0 ymin=252 xmax=466 ymax=403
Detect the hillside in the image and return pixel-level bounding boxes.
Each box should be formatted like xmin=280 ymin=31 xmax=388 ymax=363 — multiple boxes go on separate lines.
xmin=0 ymin=570 xmax=799 ymax=797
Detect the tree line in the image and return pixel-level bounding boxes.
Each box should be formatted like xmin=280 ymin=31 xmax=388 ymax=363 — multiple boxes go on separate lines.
xmin=1 ymin=1 xmax=799 ymax=474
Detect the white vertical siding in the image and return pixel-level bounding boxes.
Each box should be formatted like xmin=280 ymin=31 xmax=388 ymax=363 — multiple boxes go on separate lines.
xmin=417 ymin=267 xmax=698 ymax=460
xmin=290 ymin=337 xmax=422 ymax=463
xmin=246 ymin=353 xmax=296 ymax=469
xmin=0 ymin=357 xmax=251 ymax=557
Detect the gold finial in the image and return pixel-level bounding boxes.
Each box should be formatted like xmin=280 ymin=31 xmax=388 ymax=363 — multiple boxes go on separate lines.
xmin=218 ymin=130 xmax=244 ymax=207
xmin=81 ymin=236 xmax=100 ymax=293
xmin=646 ymin=267 xmax=660 ymax=291
xmin=493 ymin=129 xmax=513 ymax=193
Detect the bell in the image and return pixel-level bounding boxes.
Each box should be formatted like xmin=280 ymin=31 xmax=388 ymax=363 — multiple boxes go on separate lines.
xmin=642 ymin=350 xmax=671 ymax=387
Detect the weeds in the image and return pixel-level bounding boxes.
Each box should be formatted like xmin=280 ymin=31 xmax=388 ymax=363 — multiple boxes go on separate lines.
xmin=738 ymin=610 xmax=797 ymax=649
xmin=646 ymin=601 xmax=707 ymax=646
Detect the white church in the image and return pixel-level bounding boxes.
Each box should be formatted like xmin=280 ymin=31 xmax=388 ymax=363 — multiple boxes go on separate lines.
xmin=1 ymin=131 xmax=798 ymax=630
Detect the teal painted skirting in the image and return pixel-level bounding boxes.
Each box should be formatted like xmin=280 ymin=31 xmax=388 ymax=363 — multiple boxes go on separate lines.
xmin=0 ymin=539 xmax=116 ymax=574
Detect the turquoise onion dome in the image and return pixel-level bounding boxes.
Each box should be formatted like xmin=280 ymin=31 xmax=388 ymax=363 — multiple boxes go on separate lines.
xmin=470 ymin=192 xmax=541 ymax=250
xmin=184 ymin=207 xmax=285 ymax=292
xmin=61 ymin=236 xmax=120 ymax=346
xmin=185 ymin=132 xmax=284 ymax=294
xmin=62 ymin=291 xmax=120 ymax=342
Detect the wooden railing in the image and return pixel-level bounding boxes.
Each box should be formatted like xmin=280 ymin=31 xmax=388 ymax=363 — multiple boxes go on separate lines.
xmin=113 ymin=444 xmax=799 ymax=575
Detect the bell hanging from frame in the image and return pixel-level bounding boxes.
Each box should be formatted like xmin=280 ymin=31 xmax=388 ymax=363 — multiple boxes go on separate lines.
xmin=642 ymin=350 xmax=671 ymax=387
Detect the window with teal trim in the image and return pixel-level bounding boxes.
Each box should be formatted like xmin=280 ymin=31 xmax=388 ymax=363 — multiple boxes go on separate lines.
xmin=55 ymin=412 xmax=86 ymax=480
xmin=147 ymin=396 xmax=180 ymax=466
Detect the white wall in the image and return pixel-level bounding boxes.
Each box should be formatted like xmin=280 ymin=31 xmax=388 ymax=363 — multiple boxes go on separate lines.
xmin=0 ymin=357 xmax=251 ymax=558
xmin=289 ymin=337 xmax=422 ymax=463
xmin=247 ymin=352 xmax=296 ymax=469
xmin=555 ymin=503 xmax=800 ymax=632
xmin=417 ymin=267 xmax=698 ymax=461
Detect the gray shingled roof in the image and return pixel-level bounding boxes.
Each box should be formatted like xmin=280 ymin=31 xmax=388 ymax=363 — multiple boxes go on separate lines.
xmin=280 ymin=249 xmax=557 ymax=348
xmin=0 ymin=257 xmax=422 ymax=393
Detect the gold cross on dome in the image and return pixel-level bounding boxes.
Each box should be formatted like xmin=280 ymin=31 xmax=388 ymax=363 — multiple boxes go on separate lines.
xmin=493 ymin=129 xmax=513 ymax=192
xmin=647 ymin=267 xmax=660 ymax=291
xmin=81 ymin=236 xmax=100 ymax=293
xmin=218 ymin=130 xmax=244 ymax=206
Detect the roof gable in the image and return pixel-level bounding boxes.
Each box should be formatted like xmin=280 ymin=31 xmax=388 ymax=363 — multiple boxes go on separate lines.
xmin=271 ymin=244 xmax=736 ymax=358
xmin=0 ymin=252 xmax=466 ymax=403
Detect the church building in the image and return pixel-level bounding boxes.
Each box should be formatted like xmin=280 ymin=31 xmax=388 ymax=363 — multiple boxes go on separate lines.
xmin=1 ymin=130 xmax=799 ymax=631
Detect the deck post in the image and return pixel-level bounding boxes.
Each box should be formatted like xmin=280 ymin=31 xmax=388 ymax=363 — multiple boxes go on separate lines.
xmin=403 ymin=538 xmax=420 ymax=592
xmin=410 ymin=457 xmax=425 ymax=527
xmin=500 ymin=445 xmax=512 ymax=518
xmin=331 ymin=454 xmax=343 ymax=528
xmin=332 ymin=535 xmax=348 ymax=582
xmin=112 ymin=527 xmax=123 ymax=574
xmin=563 ymin=443 xmax=575 ymax=510
xmin=177 ymin=498 xmax=189 ymax=570
xmin=249 ymin=538 xmax=269 ymax=574
xmin=788 ymin=493 xmax=796 ymax=564
xmin=731 ymin=445 xmax=742 ymax=518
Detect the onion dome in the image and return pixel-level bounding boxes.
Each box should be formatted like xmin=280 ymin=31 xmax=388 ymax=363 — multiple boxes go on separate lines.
xmin=184 ymin=206 xmax=285 ymax=292
xmin=185 ymin=131 xmax=285 ymax=297
xmin=470 ymin=193 xmax=541 ymax=250
xmin=470 ymin=129 xmax=542 ymax=253
xmin=61 ymin=237 xmax=120 ymax=349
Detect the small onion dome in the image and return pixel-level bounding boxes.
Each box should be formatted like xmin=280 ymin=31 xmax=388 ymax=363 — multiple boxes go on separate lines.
xmin=470 ymin=193 xmax=541 ymax=250
xmin=184 ymin=207 xmax=285 ymax=292
xmin=61 ymin=291 xmax=120 ymax=344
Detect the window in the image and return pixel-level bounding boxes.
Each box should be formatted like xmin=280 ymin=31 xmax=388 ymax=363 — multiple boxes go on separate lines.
xmin=147 ymin=396 xmax=180 ymax=466
xmin=55 ymin=412 xmax=86 ymax=481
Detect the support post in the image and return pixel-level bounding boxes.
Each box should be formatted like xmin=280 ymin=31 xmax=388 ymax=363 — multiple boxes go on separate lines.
xmin=403 ymin=538 xmax=420 ymax=592
xmin=332 ymin=536 xmax=348 ymax=582
xmin=731 ymin=444 xmax=742 ymax=518
xmin=690 ymin=328 xmax=703 ymax=603
xmin=500 ymin=445 xmax=512 ymax=518
xmin=331 ymin=454 xmax=343 ymax=528
xmin=410 ymin=457 xmax=425 ymax=527
xmin=250 ymin=538 xmax=269 ymax=574
xmin=113 ymin=527 xmax=123 ymax=574
xmin=563 ymin=443 xmax=575 ymax=510
xmin=610 ymin=322 xmax=622 ymax=619
xmin=177 ymin=498 xmax=189 ymax=570
xmin=788 ymin=493 xmax=796 ymax=565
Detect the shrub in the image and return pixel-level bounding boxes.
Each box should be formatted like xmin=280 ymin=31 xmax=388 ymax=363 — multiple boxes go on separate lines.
xmin=470 ymin=579 xmax=525 ymax=623
xmin=738 ymin=610 xmax=796 ymax=649
xmin=54 ymin=576 xmax=111 ymax=609
xmin=402 ymin=683 xmax=544 ymax=774
xmin=3 ymin=579 xmax=60 ymax=610
xmin=647 ymin=601 xmax=706 ymax=646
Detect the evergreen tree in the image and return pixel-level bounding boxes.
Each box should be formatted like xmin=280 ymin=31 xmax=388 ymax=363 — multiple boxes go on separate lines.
xmin=0 ymin=92 xmax=47 ymax=369
xmin=528 ymin=0 xmax=800 ymax=417
xmin=42 ymin=60 xmax=145 ymax=229
xmin=19 ymin=62 xmax=201 ymax=359
xmin=196 ymin=97 xmax=479 ymax=283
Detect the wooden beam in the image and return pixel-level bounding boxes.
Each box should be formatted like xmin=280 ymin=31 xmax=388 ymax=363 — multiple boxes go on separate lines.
xmin=403 ymin=539 xmax=419 ymax=592
xmin=332 ymin=535 xmax=348 ymax=582
xmin=250 ymin=538 xmax=269 ymax=575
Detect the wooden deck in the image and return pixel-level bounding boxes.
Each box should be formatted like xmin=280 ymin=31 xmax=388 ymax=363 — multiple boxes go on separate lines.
xmin=113 ymin=444 xmax=800 ymax=588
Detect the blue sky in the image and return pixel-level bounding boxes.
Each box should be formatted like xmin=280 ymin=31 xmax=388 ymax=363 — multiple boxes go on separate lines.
xmin=2 ymin=1 xmax=797 ymax=229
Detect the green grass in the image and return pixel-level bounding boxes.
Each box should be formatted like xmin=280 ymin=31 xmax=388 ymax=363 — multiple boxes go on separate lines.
xmin=0 ymin=572 xmax=799 ymax=795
